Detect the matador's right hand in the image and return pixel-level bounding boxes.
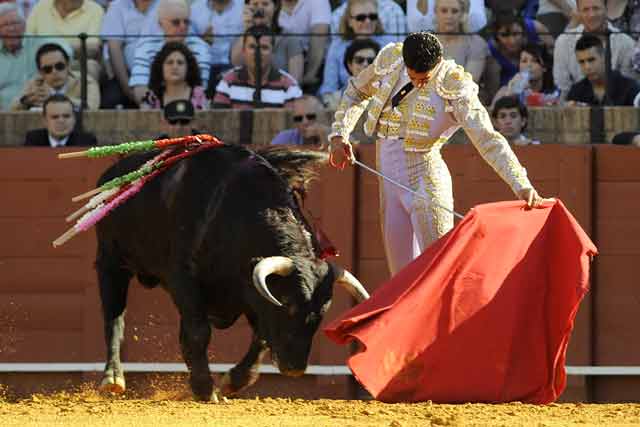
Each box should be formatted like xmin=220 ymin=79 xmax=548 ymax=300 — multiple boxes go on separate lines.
xmin=329 ymin=136 xmax=355 ymax=170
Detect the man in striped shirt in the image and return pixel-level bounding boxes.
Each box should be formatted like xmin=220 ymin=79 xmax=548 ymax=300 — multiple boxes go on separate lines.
xmin=212 ymin=25 xmax=302 ymax=109
xmin=128 ymin=0 xmax=211 ymax=105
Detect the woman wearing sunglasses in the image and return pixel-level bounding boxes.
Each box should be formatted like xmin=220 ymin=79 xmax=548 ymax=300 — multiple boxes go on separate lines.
xmin=142 ymin=41 xmax=209 ymax=110
xmin=318 ymin=0 xmax=393 ymax=101
xmin=11 ymin=42 xmax=100 ymax=111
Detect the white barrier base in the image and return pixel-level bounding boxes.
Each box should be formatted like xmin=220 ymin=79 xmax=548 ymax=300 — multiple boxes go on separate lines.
xmin=1 ymin=363 xmax=640 ymax=376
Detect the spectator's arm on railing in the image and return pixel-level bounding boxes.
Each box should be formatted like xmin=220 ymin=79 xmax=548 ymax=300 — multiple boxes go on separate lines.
xmin=303 ymin=24 xmax=329 ymax=86
xmin=552 ymin=34 xmax=573 ymax=98
xmin=230 ymin=36 xmax=243 ymax=67
xmin=107 ymin=40 xmax=135 ymax=103
xmin=466 ymin=36 xmax=488 ymax=84
xmin=533 ymin=20 xmax=555 ymax=54
xmin=132 ymin=86 xmax=150 ymax=105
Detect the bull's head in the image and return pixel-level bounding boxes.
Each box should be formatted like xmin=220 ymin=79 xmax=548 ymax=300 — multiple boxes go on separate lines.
xmin=250 ymin=256 xmax=368 ymax=376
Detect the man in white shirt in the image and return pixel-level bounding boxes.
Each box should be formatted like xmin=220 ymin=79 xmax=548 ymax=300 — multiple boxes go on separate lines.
xmin=101 ymin=0 xmax=159 ymax=108
xmin=129 ymin=0 xmax=211 ymax=104
xmin=190 ymin=0 xmax=243 ymax=67
xmin=279 ymin=0 xmax=331 ymax=87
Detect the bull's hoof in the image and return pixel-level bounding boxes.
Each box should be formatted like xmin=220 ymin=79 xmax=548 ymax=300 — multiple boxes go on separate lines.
xmin=212 ymin=388 xmax=229 ymax=404
xmin=99 ymin=375 xmax=126 ymax=394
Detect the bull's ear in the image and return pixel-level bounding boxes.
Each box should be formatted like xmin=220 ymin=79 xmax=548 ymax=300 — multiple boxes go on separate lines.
xmin=256 ymin=147 xmax=328 ymax=193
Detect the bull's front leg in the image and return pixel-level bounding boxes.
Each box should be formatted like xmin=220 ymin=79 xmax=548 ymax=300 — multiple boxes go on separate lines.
xmin=217 ymin=334 xmax=269 ymax=396
xmin=169 ymin=278 xmax=214 ymax=401
xmin=96 ymin=254 xmax=131 ymax=394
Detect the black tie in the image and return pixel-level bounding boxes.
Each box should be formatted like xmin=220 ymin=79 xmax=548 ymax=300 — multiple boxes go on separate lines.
xmin=391 ymin=82 xmax=414 ymax=108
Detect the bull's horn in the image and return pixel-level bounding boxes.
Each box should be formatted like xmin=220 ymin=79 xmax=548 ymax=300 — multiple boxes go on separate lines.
xmin=252 ymin=256 xmax=295 ymax=306
xmin=331 ymin=263 xmax=370 ymax=302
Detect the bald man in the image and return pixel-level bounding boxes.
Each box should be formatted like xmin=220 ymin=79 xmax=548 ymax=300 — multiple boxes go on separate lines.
xmin=271 ymin=95 xmax=330 ymax=146
xmin=128 ymin=0 xmax=211 ymax=104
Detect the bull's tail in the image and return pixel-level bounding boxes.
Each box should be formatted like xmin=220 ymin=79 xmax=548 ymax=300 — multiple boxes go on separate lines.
xmin=256 ymin=146 xmax=328 ymax=192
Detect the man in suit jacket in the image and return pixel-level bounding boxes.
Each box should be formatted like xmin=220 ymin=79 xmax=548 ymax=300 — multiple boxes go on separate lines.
xmin=24 ymin=94 xmax=97 ymax=147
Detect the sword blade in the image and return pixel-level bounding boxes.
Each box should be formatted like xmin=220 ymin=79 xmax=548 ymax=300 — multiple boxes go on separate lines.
xmin=353 ymin=159 xmax=465 ymax=220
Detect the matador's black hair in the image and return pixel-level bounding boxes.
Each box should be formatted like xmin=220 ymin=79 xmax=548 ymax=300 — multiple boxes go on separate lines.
xmin=402 ymin=31 xmax=443 ymax=73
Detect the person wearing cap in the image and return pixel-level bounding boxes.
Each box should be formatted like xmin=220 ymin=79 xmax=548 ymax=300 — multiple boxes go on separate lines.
xmin=158 ymin=99 xmax=201 ymax=139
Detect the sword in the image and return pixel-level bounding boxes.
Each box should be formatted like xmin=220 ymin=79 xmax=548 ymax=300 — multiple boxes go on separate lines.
xmin=353 ymin=159 xmax=465 ymax=220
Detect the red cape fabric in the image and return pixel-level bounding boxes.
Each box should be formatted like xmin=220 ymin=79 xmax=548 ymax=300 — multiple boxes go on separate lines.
xmin=324 ymin=200 xmax=597 ymax=404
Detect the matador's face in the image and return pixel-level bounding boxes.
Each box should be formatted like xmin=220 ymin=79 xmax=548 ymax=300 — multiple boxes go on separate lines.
xmin=406 ymin=67 xmax=433 ymax=89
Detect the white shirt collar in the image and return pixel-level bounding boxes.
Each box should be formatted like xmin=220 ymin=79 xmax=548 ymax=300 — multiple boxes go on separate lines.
xmin=49 ymin=134 xmax=70 ymax=147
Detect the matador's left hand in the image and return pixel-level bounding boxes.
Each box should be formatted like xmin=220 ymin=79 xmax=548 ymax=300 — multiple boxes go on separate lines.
xmin=517 ymin=188 xmax=552 ymax=208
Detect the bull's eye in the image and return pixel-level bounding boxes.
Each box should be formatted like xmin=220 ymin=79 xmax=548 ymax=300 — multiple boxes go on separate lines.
xmin=287 ymin=305 xmax=298 ymax=316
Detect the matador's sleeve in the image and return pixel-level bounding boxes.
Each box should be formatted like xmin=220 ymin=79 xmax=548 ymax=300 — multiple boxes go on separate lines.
xmin=329 ymin=42 xmax=403 ymax=142
xmin=438 ymin=64 xmax=533 ymax=195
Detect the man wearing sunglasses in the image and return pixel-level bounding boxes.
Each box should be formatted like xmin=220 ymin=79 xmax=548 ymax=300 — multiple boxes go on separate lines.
xmin=329 ymin=31 xmax=547 ymax=275
xmin=11 ymin=42 xmax=100 ymax=111
xmin=271 ymin=95 xmax=329 ymax=146
xmin=0 ymin=3 xmax=73 ymax=110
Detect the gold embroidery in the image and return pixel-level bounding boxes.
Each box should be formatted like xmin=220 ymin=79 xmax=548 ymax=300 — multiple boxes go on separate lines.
xmin=373 ymin=43 xmax=403 ymax=75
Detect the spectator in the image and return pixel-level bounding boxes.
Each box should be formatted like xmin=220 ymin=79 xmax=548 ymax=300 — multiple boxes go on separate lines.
xmin=331 ymin=0 xmax=407 ymax=43
xmin=318 ymin=0 xmax=393 ymax=99
xmin=190 ymin=0 xmax=243 ymax=77
xmin=230 ymin=0 xmax=305 ymax=83
xmin=129 ymin=0 xmax=211 ymax=105
xmin=100 ymin=0 xmax=159 ymax=109
xmin=11 ymin=42 xmax=101 ymax=111
xmin=271 ymin=95 xmax=330 ymax=145
xmin=491 ymin=95 xmax=540 ymax=146
xmin=213 ymin=24 xmax=303 ymax=109
xmin=24 ymin=94 xmax=98 ymax=147
xmin=537 ymin=0 xmax=577 ymax=38
xmin=492 ymin=43 xmax=559 ymax=108
xmin=406 ymin=0 xmax=487 ymax=33
xmin=157 ymin=99 xmax=202 ymax=138
xmin=566 ymin=34 xmax=640 ymax=106
xmin=485 ymin=0 xmax=540 ymax=20
xmin=321 ymin=37 xmax=380 ymax=109
xmin=278 ymin=0 xmax=332 ymax=88
xmin=16 ymin=0 xmax=38 ymax=20
xmin=432 ymin=0 xmax=488 ymax=83
xmin=608 ymin=0 xmax=640 ymax=39
xmin=554 ymin=0 xmax=636 ymax=98
xmin=26 ymin=0 xmax=104 ymax=82
xmin=485 ymin=11 xmax=554 ymax=101
xmin=142 ymin=41 xmax=209 ymax=109
xmin=611 ymin=131 xmax=640 ymax=146
xmin=0 ymin=3 xmax=71 ymax=110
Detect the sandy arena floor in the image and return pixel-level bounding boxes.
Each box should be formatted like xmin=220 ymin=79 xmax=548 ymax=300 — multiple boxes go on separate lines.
xmin=1 ymin=389 xmax=640 ymax=427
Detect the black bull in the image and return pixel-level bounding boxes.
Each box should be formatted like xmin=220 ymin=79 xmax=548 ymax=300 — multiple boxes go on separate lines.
xmin=94 ymin=144 xmax=369 ymax=401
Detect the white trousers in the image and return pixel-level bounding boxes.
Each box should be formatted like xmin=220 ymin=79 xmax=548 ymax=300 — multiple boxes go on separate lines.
xmin=376 ymin=138 xmax=454 ymax=275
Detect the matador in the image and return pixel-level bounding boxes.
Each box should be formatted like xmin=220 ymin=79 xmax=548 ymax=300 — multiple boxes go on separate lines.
xmin=329 ymin=32 xmax=546 ymax=275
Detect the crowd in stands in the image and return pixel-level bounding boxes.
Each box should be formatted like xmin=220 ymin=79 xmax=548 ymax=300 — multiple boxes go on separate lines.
xmin=2 ymin=0 xmax=640 ymax=146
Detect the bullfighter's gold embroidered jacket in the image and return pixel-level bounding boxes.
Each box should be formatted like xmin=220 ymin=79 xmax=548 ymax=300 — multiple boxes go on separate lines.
xmin=329 ymin=42 xmax=533 ymax=195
